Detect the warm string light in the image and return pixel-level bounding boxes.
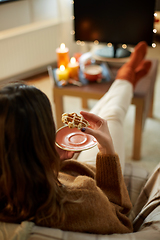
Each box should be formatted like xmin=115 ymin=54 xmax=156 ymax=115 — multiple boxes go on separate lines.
xmin=152 ymin=12 xmax=159 ymax=48
xmin=94 ymin=40 xmax=99 ymax=45
xmin=122 ymin=44 xmax=127 ymax=49
xmin=107 ymin=43 xmax=112 ymax=47
xmin=153 ymin=12 xmax=158 ymax=34
xmin=70 ymin=30 xmax=75 ymax=35
xmin=70 ymin=0 xmax=75 ymax=35
xmin=70 ymin=0 xmax=85 ymax=47
xmin=80 ymin=41 xmax=85 ymax=46
xmin=154 ymin=12 xmax=157 ymax=17
xmin=76 ymin=40 xmax=81 ymax=45
xmin=76 ymin=40 xmax=85 ymax=46
xmin=70 ymin=2 xmax=86 ymax=48
xmin=152 ymin=43 xmax=156 ymax=48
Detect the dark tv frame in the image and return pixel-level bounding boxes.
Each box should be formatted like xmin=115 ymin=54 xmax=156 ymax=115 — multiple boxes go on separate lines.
xmin=0 ymin=0 xmax=23 ymax=4
xmin=73 ymin=0 xmax=156 ymax=58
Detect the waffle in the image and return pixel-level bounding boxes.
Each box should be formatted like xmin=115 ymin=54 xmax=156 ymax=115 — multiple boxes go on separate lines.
xmin=62 ymin=112 xmax=89 ymax=130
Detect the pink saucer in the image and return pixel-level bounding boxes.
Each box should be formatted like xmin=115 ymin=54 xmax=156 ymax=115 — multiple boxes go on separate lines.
xmin=56 ymin=126 xmax=97 ymax=151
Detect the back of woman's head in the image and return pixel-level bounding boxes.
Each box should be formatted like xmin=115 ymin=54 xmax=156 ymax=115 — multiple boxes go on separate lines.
xmin=0 ymin=83 xmax=62 ymax=225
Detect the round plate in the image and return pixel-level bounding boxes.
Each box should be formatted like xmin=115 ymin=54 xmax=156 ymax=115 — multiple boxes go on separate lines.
xmin=56 ymin=126 xmax=97 ymax=151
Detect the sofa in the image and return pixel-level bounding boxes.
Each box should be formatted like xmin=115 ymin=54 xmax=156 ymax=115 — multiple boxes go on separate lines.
xmin=0 ymin=162 xmax=160 ymax=240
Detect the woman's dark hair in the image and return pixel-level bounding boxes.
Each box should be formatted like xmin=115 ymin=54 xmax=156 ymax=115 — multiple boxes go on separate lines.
xmin=0 ymin=83 xmax=64 ymax=226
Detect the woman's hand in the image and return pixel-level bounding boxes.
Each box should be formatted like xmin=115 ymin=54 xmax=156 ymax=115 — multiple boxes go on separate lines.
xmin=80 ymin=111 xmax=115 ymax=155
xmin=55 ymin=145 xmax=75 ymax=161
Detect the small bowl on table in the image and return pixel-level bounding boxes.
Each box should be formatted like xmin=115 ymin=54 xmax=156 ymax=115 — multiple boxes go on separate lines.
xmin=83 ymin=64 xmax=103 ymax=81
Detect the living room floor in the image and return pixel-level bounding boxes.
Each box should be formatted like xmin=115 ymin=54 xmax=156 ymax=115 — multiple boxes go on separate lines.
xmin=25 ymin=45 xmax=160 ymax=175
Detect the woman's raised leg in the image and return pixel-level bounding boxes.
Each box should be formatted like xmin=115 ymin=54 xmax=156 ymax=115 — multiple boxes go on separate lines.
xmin=77 ymin=42 xmax=151 ymax=173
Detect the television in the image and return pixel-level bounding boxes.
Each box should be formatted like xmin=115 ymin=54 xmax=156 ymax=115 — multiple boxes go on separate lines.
xmin=73 ymin=0 xmax=156 ymax=58
xmin=0 ymin=0 xmax=22 ymax=4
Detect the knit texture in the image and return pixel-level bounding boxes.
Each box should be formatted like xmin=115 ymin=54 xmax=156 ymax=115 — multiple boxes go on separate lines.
xmin=53 ymin=153 xmax=133 ymax=234
xmin=116 ymin=41 xmax=151 ymax=87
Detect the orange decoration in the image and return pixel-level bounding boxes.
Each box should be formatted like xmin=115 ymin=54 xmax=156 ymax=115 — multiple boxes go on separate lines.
xmin=56 ymin=43 xmax=70 ymax=68
xmin=68 ymin=57 xmax=79 ymax=80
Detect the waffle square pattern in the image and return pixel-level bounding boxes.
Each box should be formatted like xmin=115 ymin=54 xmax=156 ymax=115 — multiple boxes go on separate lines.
xmin=62 ymin=112 xmax=89 ymax=130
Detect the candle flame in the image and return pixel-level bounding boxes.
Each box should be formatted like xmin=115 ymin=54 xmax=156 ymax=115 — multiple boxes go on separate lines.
xmin=70 ymin=57 xmax=76 ymax=64
xmin=60 ymin=43 xmax=65 ymax=50
xmin=60 ymin=65 xmax=65 ymax=71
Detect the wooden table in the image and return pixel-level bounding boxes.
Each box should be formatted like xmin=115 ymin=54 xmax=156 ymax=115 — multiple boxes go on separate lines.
xmin=50 ymin=59 xmax=158 ymax=160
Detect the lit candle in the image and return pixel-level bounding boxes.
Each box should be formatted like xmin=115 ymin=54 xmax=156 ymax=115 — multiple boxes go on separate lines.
xmin=56 ymin=43 xmax=70 ymax=68
xmin=56 ymin=65 xmax=69 ymax=81
xmin=68 ymin=57 xmax=79 ymax=79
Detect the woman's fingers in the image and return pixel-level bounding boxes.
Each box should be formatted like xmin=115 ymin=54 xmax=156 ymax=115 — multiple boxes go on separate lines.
xmin=81 ymin=126 xmax=115 ymax=155
xmin=80 ymin=110 xmax=102 ymax=122
xmin=80 ymin=111 xmax=115 ymax=154
xmin=80 ymin=111 xmax=103 ymax=128
xmin=81 ymin=126 xmax=109 ymax=147
xmin=55 ymin=145 xmax=75 ymax=161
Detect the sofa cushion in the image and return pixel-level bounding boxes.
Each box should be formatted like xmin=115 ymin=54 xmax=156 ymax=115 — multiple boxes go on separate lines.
xmin=29 ymin=222 xmax=160 ymax=240
xmin=130 ymin=163 xmax=160 ymax=231
xmin=1 ymin=220 xmax=158 ymax=240
xmin=0 ymin=221 xmax=34 ymax=240
xmin=123 ymin=163 xmax=149 ymax=206
xmin=141 ymin=205 xmax=160 ymax=229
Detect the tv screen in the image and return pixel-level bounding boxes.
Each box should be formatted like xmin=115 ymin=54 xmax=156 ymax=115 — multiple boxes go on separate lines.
xmin=74 ymin=0 xmax=156 ymax=58
xmin=0 ymin=0 xmax=22 ymax=4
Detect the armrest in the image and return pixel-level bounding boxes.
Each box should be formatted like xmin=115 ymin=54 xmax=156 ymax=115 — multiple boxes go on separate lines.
xmin=123 ymin=163 xmax=149 ymax=206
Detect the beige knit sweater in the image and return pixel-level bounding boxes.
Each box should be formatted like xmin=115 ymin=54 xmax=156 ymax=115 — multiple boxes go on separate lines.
xmin=56 ymin=153 xmax=133 ymax=235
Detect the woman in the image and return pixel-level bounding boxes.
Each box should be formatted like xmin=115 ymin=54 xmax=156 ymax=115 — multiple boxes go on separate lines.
xmin=0 ymin=42 xmax=151 ymax=234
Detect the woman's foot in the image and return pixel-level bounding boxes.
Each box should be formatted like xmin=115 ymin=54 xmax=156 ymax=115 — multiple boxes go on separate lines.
xmin=115 ymin=41 xmax=151 ymax=87
xmin=134 ymin=60 xmax=152 ymax=87
xmin=127 ymin=41 xmax=148 ymax=69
